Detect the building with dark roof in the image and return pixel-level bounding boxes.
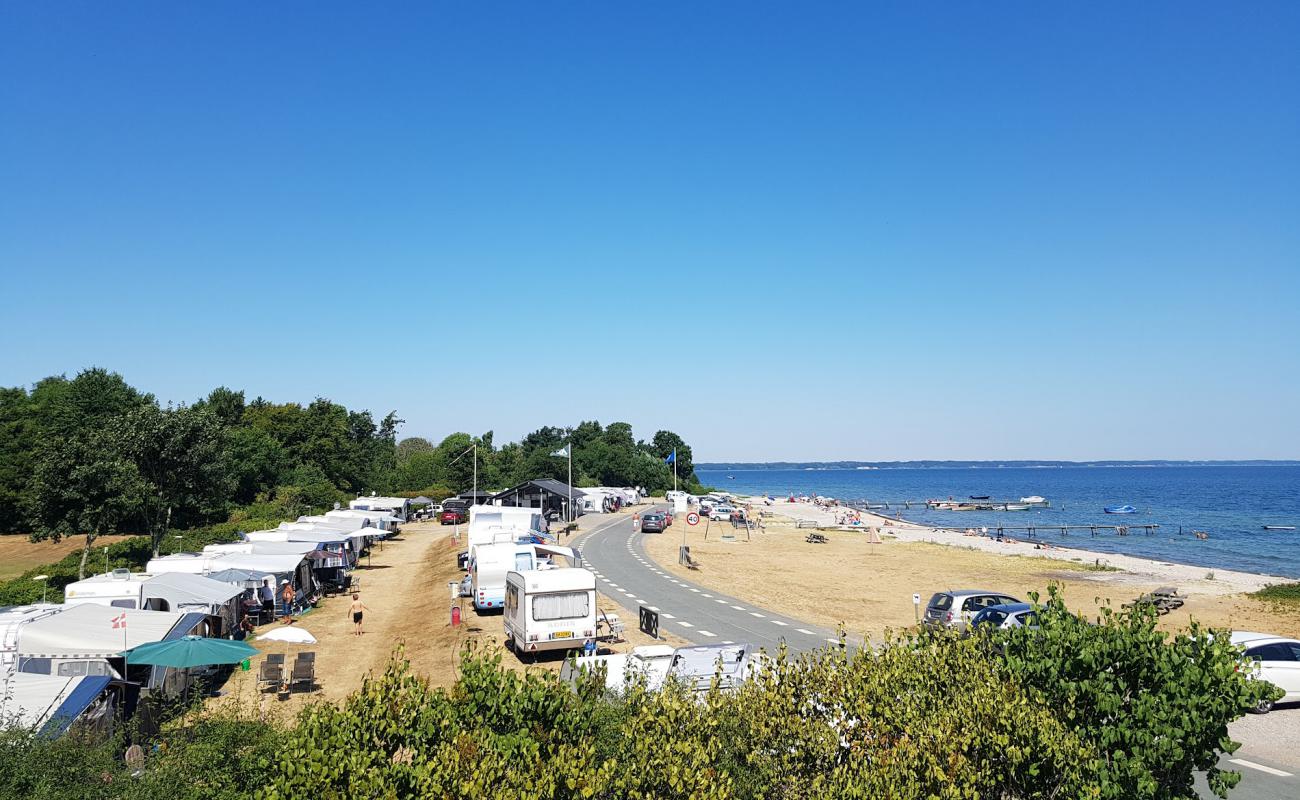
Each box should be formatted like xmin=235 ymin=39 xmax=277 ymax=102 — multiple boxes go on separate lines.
xmin=491 ymin=479 xmax=585 ymax=521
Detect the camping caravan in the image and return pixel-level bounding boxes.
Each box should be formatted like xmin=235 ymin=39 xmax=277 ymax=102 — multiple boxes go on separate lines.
xmin=470 ymin=543 xmax=539 ymax=611
xmin=1 ymin=604 xmax=64 ymax=679
xmin=560 ymin=644 xmax=675 ymax=692
xmin=140 ymin=573 xmax=244 ymax=634
xmin=144 ymin=553 xmax=211 ymax=575
xmin=349 ymin=495 xmax=411 ymax=521
xmin=326 ymin=509 xmax=398 ymax=532
xmin=0 ymin=672 xmax=132 ymax=739
xmin=468 ymin=505 xmax=544 ymax=534
xmin=15 ymin=604 xmax=211 ymax=700
xmin=502 ymin=568 xmax=597 ymax=656
xmin=63 ymin=570 xmax=153 ymax=609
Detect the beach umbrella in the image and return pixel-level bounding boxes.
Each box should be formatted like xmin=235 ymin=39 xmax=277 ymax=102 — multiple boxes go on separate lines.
xmin=122 ymin=635 xmax=258 ymax=668
xmin=258 ymin=626 xmax=317 ymax=644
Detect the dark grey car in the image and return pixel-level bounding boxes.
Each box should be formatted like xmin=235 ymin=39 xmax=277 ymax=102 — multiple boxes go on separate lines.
xmin=640 ymin=513 xmax=666 ymax=533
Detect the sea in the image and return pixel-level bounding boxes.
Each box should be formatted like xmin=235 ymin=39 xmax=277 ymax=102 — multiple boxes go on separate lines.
xmin=694 ymin=465 xmax=1300 ymax=579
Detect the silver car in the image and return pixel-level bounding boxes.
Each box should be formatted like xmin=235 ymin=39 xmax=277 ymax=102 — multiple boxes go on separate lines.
xmin=923 ymin=590 xmax=1021 ymax=631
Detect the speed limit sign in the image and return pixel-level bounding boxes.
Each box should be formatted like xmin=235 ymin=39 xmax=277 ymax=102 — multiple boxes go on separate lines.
xmin=686 ymin=512 xmax=700 ymax=526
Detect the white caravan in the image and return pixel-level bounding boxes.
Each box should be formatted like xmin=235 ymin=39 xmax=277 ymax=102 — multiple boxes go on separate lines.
xmin=62 ymin=570 xmax=153 ymax=609
xmin=471 ymin=543 xmax=579 ymax=612
xmin=560 ymin=644 xmax=675 ymax=691
xmin=502 ymin=568 xmax=597 ymax=656
xmin=349 ymin=495 xmax=411 ymax=521
xmin=1 ymin=604 xmax=64 ymax=678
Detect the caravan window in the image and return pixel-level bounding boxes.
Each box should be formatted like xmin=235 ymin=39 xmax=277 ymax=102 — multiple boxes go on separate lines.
xmin=57 ymin=660 xmax=113 ymax=678
xmin=110 ymin=599 xmax=137 ymax=609
xmin=514 ymin=552 xmax=534 ymax=572
xmin=505 ymin=584 xmax=519 ymax=614
xmin=532 ymin=591 xmax=589 ymax=622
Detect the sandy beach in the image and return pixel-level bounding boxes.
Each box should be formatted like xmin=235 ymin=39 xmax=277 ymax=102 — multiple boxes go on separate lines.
xmin=642 ymin=499 xmax=1300 ymax=640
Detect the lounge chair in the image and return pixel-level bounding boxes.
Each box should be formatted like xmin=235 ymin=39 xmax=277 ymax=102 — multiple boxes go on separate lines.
xmin=257 ymin=661 xmax=283 ymax=692
xmin=290 ymin=655 xmax=315 ymax=692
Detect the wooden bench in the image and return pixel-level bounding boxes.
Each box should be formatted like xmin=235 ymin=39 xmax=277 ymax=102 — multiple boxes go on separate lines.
xmin=795 ymin=519 xmax=820 ymax=529
xmin=1125 ymin=586 xmax=1185 ymax=615
xmin=805 ymin=533 xmax=828 ymax=544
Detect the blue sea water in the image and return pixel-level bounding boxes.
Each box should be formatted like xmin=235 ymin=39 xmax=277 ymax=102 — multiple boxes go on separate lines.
xmin=695 ymin=466 xmax=1300 ymax=579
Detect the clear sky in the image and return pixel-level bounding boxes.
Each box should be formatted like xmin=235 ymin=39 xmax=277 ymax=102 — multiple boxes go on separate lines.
xmin=1 ymin=3 xmax=1297 ymax=461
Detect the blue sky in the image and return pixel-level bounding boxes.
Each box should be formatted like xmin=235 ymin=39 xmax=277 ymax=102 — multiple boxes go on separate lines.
xmin=1 ymin=2 xmax=1297 ymax=461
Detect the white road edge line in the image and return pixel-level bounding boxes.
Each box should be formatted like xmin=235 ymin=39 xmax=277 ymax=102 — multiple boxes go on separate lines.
xmin=796 ymin=628 xmax=815 ymax=635
xmin=772 ymin=620 xmax=788 ymax=626
xmin=660 ymin=613 xmax=675 ymax=619
xmin=697 ymin=630 xmax=717 ymax=637
xmin=677 ymin=621 xmax=694 ymax=628
xmin=730 ymin=605 xmax=745 ymax=610
xmin=1229 ymin=759 xmax=1293 ymax=777
xmin=750 ymin=612 xmax=765 ymax=618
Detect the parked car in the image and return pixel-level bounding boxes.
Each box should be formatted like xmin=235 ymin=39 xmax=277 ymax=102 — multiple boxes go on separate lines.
xmin=1233 ymin=631 xmax=1300 ymax=713
xmin=923 ymin=590 xmax=1022 ymax=631
xmin=699 ymin=503 xmax=713 ymax=517
xmin=640 ymin=513 xmax=666 ymax=534
xmin=440 ymin=508 xmax=468 ymax=525
xmin=709 ymin=505 xmax=735 ymax=521
xmin=969 ymin=602 xmax=1038 ymax=631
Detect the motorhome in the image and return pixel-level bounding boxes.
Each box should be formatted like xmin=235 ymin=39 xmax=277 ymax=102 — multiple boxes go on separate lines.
xmin=502 ymin=568 xmax=597 ymax=656
xmin=63 ymin=570 xmax=153 ymax=609
xmin=560 ymin=644 xmax=675 ymax=691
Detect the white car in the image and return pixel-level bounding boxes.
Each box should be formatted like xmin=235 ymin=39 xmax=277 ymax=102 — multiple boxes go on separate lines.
xmin=709 ymin=505 xmax=736 ymax=521
xmin=1233 ymin=631 xmax=1300 ymax=713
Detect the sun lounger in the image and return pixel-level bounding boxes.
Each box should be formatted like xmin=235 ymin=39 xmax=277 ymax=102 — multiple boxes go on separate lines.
xmin=257 ymin=661 xmax=283 ymax=692
xmin=290 ymin=655 xmax=315 ymax=692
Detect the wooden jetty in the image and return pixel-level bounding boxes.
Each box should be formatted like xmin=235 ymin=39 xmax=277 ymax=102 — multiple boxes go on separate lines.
xmin=972 ymin=524 xmax=1160 ymax=538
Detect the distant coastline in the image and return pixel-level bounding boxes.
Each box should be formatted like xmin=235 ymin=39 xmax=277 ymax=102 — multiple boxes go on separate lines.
xmin=697 ymin=460 xmax=1300 ymax=471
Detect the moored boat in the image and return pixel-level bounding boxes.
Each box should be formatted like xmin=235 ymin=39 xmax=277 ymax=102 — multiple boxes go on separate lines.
xmin=1104 ymin=505 xmax=1138 ymax=515
xmin=1262 ymin=525 xmax=1296 ymax=531
xmin=1020 ymin=495 xmax=1048 ymax=505
xmin=1001 ymin=503 xmax=1031 ymax=511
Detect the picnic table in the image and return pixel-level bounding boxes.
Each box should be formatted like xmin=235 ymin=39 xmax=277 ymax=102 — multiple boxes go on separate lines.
xmin=1125 ymin=586 xmax=1185 ymax=615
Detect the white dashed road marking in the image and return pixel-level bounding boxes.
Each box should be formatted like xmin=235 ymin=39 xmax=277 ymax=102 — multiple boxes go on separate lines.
xmin=772 ymin=620 xmax=788 ymax=627
xmin=697 ymin=630 xmax=717 ymax=638
xmin=677 ymin=621 xmax=694 ymax=628
xmin=730 ymin=605 xmax=745 ymax=610
xmin=749 ymin=612 xmax=765 ymax=618
xmin=1229 ymin=759 xmax=1293 ymax=777
xmin=661 ymin=613 xmax=675 ymax=619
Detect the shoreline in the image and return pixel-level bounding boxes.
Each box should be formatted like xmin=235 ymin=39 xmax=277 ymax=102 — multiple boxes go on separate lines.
xmin=741 ymin=497 xmax=1292 ymax=595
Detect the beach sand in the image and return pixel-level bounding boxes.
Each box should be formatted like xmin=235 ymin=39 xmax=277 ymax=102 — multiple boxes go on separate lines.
xmin=642 ymin=500 xmax=1300 ymax=641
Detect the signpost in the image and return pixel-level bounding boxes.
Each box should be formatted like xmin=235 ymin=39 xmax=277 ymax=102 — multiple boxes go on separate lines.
xmin=639 ymin=605 xmax=659 ymax=639
xmin=912 ymin=593 xmax=922 ymax=624
xmin=686 ymin=512 xmax=699 ymax=526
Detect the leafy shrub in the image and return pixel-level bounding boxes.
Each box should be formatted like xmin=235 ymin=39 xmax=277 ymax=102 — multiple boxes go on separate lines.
xmin=994 ymin=586 xmax=1280 ymax=799
xmin=1250 ymin=582 xmax=1300 ymax=605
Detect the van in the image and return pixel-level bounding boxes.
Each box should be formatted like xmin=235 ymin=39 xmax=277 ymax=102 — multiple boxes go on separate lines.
xmin=470 ymin=543 xmax=539 ymax=611
xmin=923 ymin=590 xmax=1022 ymax=631
xmin=503 ymin=568 xmax=597 ymax=656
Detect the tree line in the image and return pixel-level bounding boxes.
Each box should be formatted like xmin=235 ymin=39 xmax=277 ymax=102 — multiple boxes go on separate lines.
xmin=0 ymin=368 xmax=702 ymax=576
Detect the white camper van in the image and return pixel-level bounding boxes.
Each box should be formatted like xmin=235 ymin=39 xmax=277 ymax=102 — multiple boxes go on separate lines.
xmin=502 ymin=568 xmax=597 ymax=656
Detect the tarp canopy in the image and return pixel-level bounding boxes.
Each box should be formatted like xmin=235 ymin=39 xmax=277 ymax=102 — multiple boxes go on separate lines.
xmin=0 ymin=672 xmax=111 ymax=733
xmin=18 ymin=604 xmax=187 ymax=658
xmin=142 ymin=573 xmax=242 ymax=609
xmin=282 ymin=530 xmax=350 ymax=545
xmin=208 ymin=553 xmax=308 ymax=575
xmin=409 ymin=496 xmax=434 ymax=504
xmin=204 ymin=541 xmax=318 ymax=557
xmin=204 ymin=568 xmax=274 ymax=588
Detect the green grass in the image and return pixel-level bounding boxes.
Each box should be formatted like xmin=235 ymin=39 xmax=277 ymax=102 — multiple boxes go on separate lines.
xmin=1250 ymin=582 xmax=1300 ymax=605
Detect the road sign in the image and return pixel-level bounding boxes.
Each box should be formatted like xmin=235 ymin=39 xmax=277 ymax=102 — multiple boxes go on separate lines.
xmin=687 ymin=512 xmax=700 ymax=526
xmin=912 ymin=593 xmax=921 ymax=605
xmin=639 ymin=605 xmax=659 ymax=639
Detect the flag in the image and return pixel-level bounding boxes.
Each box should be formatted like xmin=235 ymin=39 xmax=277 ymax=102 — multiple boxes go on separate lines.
xmin=111 ymin=612 xmax=127 ymax=630
xmin=552 ymin=445 xmax=570 ymax=458
xmin=664 ymin=449 xmax=676 ymax=465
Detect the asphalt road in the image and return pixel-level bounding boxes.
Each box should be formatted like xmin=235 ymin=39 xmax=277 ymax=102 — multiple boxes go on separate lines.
xmin=573 ymin=508 xmax=843 ymax=653
xmin=573 ymin=507 xmax=1300 ymax=799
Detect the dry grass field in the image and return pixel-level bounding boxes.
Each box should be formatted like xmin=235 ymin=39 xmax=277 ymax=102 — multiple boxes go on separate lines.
xmin=642 ymin=516 xmax=1300 ymax=640
xmin=0 ymin=534 xmax=137 ymax=580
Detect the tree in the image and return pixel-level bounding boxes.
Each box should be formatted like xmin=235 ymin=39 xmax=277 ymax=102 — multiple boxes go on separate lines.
xmin=650 ymin=430 xmax=694 ymax=479
xmin=396 ymin=437 xmax=434 ymax=465
xmin=116 ymin=404 xmax=232 ymax=557
xmin=0 ymin=387 xmax=37 ymax=533
xmin=26 ymin=427 xmax=147 ymax=579
xmin=993 ymin=586 xmax=1281 ymax=799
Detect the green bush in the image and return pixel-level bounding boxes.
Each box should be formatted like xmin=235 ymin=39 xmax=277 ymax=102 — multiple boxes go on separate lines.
xmin=993 ymin=586 xmax=1280 ymax=799
xmin=1250 ymin=582 xmax=1300 ymax=605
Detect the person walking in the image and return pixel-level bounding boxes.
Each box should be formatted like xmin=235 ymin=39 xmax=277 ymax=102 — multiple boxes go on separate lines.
xmin=349 ymin=593 xmax=369 ymax=636
xmin=280 ymin=580 xmax=295 ymax=622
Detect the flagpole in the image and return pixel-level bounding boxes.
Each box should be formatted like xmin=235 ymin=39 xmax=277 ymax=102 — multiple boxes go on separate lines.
xmin=567 ymin=443 xmax=573 ymax=523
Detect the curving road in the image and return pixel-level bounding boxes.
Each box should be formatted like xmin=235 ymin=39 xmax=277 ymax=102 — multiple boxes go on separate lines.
xmin=573 ymin=507 xmax=844 ymax=652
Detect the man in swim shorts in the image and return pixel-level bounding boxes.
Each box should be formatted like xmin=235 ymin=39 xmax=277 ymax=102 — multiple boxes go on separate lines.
xmin=349 ymin=593 xmax=369 ymax=636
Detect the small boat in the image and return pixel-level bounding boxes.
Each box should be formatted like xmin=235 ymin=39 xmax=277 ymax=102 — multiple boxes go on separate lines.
xmin=1105 ymin=505 xmax=1138 ymax=515
xmin=1262 ymin=525 xmax=1296 ymax=531
xmin=969 ymin=495 xmax=991 ymax=500
xmin=1002 ymin=503 xmax=1031 ymax=511
xmin=1020 ymin=495 xmax=1047 ymax=505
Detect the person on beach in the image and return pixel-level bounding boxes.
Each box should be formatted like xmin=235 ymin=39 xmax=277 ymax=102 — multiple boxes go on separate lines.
xmin=349 ymin=593 xmax=369 ymax=636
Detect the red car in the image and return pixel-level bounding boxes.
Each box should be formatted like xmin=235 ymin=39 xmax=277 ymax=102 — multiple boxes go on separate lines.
xmin=440 ymin=508 xmax=468 ymax=525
